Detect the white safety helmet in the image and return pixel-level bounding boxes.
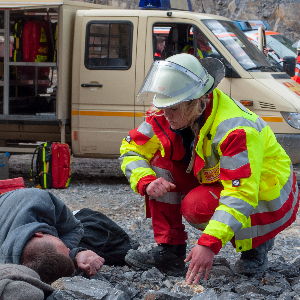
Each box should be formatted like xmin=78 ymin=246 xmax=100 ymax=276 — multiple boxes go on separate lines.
xmin=136 ymin=53 xmax=225 ymax=109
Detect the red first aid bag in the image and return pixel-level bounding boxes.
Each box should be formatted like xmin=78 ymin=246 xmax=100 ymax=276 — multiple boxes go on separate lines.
xmin=31 ymin=142 xmax=71 ymax=189
xmin=23 ymin=20 xmax=50 ymax=62
xmin=0 ymin=177 xmax=25 ymax=195
xmin=52 ymin=143 xmax=71 ymax=189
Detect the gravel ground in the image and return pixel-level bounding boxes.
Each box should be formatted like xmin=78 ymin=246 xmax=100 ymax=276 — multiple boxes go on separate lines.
xmin=7 ymin=155 xmax=300 ymax=299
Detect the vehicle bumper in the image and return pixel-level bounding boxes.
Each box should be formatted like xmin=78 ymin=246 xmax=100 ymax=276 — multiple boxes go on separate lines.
xmin=275 ymin=134 xmax=300 ymax=164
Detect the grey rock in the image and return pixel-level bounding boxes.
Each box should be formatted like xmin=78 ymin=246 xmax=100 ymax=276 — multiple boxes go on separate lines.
xmin=147 ymin=267 xmax=165 ymax=279
xmin=170 ymin=282 xmax=203 ymax=295
xmin=213 ymin=256 xmax=231 ymax=269
xmin=290 ymin=276 xmax=300 ymax=286
xmin=217 ymin=282 xmax=236 ymax=294
xmin=274 ymin=277 xmax=291 ymax=290
xmin=292 ymin=282 xmax=300 ymax=292
xmin=123 ymin=271 xmax=136 ymax=280
xmin=257 ymin=284 xmax=282 ymax=296
xmin=278 ymin=290 xmax=295 ymax=300
xmin=143 ymin=290 xmax=191 ymax=300
xmin=217 ymin=292 xmax=242 ymax=300
xmin=52 ymin=277 xmax=126 ymax=300
xmin=190 ymin=288 xmax=218 ymax=300
xmin=234 ymin=283 xmax=257 ymax=294
xmin=90 ymin=272 xmax=112 ymax=285
xmin=209 ymin=265 xmax=233 ymax=278
xmin=241 ymin=292 xmax=265 ymax=300
xmin=114 ymin=283 xmax=132 ymax=300
xmin=205 ymin=277 xmax=230 ymax=288
xmin=163 ymin=280 xmax=172 ymax=288
xmin=262 ymin=273 xmax=277 ymax=285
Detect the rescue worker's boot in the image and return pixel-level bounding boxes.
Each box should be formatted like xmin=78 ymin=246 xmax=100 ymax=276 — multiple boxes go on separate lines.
xmin=234 ymin=238 xmax=275 ymax=275
xmin=125 ymin=243 xmax=186 ymax=276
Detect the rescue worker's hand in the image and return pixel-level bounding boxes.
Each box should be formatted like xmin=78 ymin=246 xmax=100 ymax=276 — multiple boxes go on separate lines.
xmin=75 ymin=250 xmax=105 ymax=276
xmin=185 ymin=244 xmax=214 ymax=284
xmin=146 ymin=177 xmax=176 ymax=198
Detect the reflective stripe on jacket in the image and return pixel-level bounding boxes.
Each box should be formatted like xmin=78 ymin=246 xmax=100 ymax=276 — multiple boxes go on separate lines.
xmin=292 ymin=63 xmax=300 ymax=84
xmin=182 ymin=44 xmax=205 ymax=59
xmin=119 ymin=88 xmax=299 ymax=253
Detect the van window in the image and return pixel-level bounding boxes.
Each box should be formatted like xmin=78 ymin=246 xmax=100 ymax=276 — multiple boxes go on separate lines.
xmin=85 ymin=21 xmax=132 ymax=70
xmin=152 ymin=23 xmax=219 ymax=61
xmin=266 ymin=34 xmax=297 ymax=59
xmin=203 ymin=19 xmax=275 ymax=72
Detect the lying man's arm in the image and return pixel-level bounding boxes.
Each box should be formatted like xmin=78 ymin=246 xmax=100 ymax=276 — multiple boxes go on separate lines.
xmin=75 ymin=250 xmax=105 ymax=276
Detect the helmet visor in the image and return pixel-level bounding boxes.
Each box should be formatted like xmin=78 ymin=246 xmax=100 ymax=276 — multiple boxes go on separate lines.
xmin=136 ymin=60 xmax=212 ymax=107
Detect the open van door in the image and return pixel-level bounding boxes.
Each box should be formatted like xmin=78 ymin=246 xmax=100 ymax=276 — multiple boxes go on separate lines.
xmin=258 ymin=25 xmax=266 ymax=52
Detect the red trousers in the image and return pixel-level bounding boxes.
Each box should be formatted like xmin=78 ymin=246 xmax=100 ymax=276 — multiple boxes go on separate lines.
xmin=147 ymin=152 xmax=223 ymax=245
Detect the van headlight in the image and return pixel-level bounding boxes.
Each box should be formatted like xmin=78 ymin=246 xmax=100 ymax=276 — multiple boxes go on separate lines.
xmin=281 ymin=112 xmax=300 ymax=129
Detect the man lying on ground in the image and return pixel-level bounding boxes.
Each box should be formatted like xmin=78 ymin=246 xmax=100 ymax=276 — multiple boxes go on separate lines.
xmin=0 ymin=188 xmax=135 ymax=284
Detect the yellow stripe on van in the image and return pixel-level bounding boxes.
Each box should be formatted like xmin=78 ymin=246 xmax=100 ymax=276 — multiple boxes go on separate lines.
xmin=261 ymin=116 xmax=283 ymax=122
xmin=72 ymin=110 xmax=144 ymax=118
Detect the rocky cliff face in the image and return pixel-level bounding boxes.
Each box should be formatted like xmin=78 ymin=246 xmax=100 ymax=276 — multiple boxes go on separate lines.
xmin=89 ymin=0 xmax=300 ymax=43
xmin=195 ymin=0 xmax=300 ymax=43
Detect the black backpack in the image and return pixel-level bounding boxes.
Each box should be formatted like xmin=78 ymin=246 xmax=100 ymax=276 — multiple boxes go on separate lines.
xmin=13 ymin=20 xmax=25 ymax=62
xmin=30 ymin=142 xmax=52 ymax=189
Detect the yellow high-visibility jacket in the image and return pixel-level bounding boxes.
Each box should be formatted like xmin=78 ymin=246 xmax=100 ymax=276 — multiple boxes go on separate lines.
xmin=120 ymin=88 xmax=299 ymax=254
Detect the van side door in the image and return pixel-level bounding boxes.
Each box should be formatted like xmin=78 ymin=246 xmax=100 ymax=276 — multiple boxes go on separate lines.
xmin=72 ymin=13 xmax=138 ymax=157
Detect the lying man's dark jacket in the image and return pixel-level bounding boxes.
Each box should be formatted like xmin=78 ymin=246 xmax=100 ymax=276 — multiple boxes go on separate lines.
xmin=0 ymin=189 xmax=132 ymax=266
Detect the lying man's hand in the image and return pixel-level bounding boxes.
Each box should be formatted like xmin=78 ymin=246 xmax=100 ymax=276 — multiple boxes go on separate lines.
xmin=75 ymin=250 xmax=105 ymax=276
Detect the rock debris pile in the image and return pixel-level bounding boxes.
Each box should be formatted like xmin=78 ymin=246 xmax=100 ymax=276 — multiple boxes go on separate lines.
xmin=8 ymin=155 xmax=300 ymax=299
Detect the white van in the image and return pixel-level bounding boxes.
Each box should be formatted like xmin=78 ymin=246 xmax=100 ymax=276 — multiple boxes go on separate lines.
xmin=0 ymin=2 xmax=300 ymax=164
xmin=233 ymin=20 xmax=297 ymax=70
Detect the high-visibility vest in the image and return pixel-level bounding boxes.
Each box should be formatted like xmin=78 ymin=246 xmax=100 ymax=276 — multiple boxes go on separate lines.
xmin=292 ymin=56 xmax=300 ymax=84
xmin=182 ymin=44 xmax=204 ymax=59
xmin=182 ymin=42 xmax=212 ymax=59
xmin=120 ymin=89 xmax=299 ymax=253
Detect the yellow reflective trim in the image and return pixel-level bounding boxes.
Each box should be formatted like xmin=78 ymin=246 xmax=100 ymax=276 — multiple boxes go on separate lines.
xmin=215 ymin=203 xmax=249 ymax=227
xmin=197 ymin=48 xmax=203 ymax=58
xmin=130 ymin=167 xmax=157 ymax=193
xmin=121 ymin=156 xmax=145 ymax=174
xmin=76 ymin=111 xmax=144 ymax=118
xmin=42 ymin=148 xmax=47 ymax=188
xmin=203 ymin=134 xmax=211 ymax=157
xmin=120 ymin=137 xmax=161 ymax=163
xmin=40 ymin=27 xmax=47 ymax=42
xmin=66 ymin=177 xmax=71 ymax=188
xmin=203 ymin=220 xmax=234 ymax=247
xmin=261 ymin=116 xmax=283 ymax=122
xmin=43 ymin=173 xmax=47 ymax=189
xmin=235 ymin=238 xmax=252 ymax=252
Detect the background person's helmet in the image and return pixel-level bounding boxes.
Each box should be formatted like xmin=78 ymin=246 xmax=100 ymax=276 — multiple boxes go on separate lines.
xmin=136 ymin=53 xmax=225 ymax=109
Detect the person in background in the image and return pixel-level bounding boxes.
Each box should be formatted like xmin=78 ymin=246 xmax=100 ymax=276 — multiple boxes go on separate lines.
xmin=119 ymin=53 xmax=299 ymax=284
xmin=182 ymin=29 xmax=212 ymax=59
xmin=154 ymin=36 xmax=166 ymax=60
xmin=292 ymin=48 xmax=300 ymax=84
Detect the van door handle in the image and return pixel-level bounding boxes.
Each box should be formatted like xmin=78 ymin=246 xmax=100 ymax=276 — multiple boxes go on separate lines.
xmin=81 ymin=84 xmax=103 ymax=88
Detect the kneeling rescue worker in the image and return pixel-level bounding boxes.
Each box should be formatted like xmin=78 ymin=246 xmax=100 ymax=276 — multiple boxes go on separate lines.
xmin=119 ymin=53 xmax=300 ymax=284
